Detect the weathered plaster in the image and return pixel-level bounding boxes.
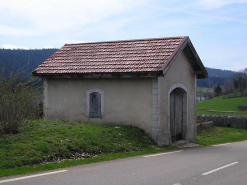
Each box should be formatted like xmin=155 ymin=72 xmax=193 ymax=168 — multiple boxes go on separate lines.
xmin=43 ymin=78 xmax=153 ymax=135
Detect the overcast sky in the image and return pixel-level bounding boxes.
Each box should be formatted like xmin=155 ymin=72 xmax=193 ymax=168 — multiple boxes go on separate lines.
xmin=0 ymin=0 xmax=247 ymax=71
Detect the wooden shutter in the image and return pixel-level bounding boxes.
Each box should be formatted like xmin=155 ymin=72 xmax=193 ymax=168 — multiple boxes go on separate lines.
xmin=89 ymin=92 xmax=101 ymax=118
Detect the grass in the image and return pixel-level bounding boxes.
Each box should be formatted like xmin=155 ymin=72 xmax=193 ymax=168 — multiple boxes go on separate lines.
xmin=2 ymin=120 xmax=247 ymax=177
xmin=197 ymin=127 xmax=247 ymax=145
xmin=0 ymin=120 xmax=175 ymax=177
xmin=197 ymin=96 xmax=247 ymax=116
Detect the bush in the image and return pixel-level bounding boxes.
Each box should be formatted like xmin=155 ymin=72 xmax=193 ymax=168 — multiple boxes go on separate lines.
xmin=0 ymin=68 xmax=42 ymax=134
xmin=237 ymin=105 xmax=247 ymax=111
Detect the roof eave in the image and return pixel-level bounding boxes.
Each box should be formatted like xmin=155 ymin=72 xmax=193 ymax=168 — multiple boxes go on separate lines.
xmin=187 ymin=40 xmax=208 ymax=78
xmin=32 ymin=71 xmax=163 ymax=79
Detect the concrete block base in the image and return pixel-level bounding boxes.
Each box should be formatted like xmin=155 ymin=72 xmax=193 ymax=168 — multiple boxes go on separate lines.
xmin=185 ymin=125 xmax=196 ymax=140
xmin=157 ymin=131 xmax=171 ymax=146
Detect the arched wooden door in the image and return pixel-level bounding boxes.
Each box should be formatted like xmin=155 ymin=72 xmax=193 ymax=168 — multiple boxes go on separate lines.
xmin=170 ymin=88 xmax=184 ymax=143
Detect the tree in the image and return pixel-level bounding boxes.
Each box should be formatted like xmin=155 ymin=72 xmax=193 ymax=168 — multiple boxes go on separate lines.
xmin=223 ymin=78 xmax=233 ymax=94
xmin=214 ymin=83 xmax=222 ymax=96
xmin=233 ymin=78 xmax=239 ymax=89
xmin=0 ymin=68 xmax=42 ymax=134
xmin=233 ymin=76 xmax=246 ymax=92
xmin=231 ymin=70 xmax=247 ymax=95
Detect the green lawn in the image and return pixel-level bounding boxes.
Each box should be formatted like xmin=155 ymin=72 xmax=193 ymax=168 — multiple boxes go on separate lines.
xmin=197 ymin=96 xmax=247 ymax=116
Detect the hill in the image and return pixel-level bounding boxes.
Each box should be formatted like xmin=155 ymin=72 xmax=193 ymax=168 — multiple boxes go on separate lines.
xmin=0 ymin=48 xmax=58 ymax=77
xmin=197 ymin=67 xmax=236 ymax=88
xmin=205 ymin=67 xmax=234 ymax=78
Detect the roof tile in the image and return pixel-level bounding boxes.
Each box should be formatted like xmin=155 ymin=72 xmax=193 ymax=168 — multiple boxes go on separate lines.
xmin=33 ymin=37 xmax=186 ymax=74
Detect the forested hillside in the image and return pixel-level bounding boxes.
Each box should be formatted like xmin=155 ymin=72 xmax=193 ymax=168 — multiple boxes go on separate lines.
xmin=0 ymin=49 xmax=235 ymax=88
xmin=206 ymin=67 xmax=234 ymax=78
xmin=0 ymin=49 xmax=58 ymax=77
xmin=197 ymin=76 xmax=226 ymax=88
xmin=197 ymin=67 xmax=235 ymax=88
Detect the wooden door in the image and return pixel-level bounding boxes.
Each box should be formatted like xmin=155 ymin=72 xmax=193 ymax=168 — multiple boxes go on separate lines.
xmin=170 ymin=89 xmax=183 ymax=143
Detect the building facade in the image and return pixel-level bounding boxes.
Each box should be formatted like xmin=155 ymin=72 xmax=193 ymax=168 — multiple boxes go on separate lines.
xmin=33 ymin=37 xmax=207 ymax=145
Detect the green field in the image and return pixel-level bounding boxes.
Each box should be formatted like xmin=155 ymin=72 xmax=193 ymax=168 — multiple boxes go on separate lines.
xmin=197 ymin=96 xmax=247 ymax=116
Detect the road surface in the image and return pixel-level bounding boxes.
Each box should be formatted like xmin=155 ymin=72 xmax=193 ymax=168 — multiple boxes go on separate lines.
xmin=1 ymin=141 xmax=247 ymax=185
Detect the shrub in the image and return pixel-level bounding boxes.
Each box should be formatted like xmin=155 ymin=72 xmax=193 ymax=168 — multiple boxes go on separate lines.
xmin=0 ymin=68 xmax=42 ymax=134
xmin=237 ymin=105 xmax=247 ymax=111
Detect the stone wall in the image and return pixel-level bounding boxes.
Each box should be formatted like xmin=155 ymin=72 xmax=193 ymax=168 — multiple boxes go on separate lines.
xmin=197 ymin=115 xmax=247 ymax=129
xmin=197 ymin=121 xmax=214 ymax=132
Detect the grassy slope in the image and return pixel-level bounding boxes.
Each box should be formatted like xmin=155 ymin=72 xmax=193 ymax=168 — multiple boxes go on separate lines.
xmin=1 ymin=120 xmax=247 ymax=177
xmin=197 ymin=127 xmax=247 ymax=145
xmin=197 ymin=96 xmax=247 ymax=116
xmin=0 ymin=120 xmax=174 ymax=176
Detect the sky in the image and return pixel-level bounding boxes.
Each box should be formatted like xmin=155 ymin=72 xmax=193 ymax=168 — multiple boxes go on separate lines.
xmin=0 ymin=0 xmax=247 ymax=71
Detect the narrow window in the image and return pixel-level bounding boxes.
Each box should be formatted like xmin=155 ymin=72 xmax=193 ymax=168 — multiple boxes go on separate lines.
xmin=89 ymin=92 xmax=101 ymax=118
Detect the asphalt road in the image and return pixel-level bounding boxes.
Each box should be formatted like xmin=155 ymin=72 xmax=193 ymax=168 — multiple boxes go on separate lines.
xmin=1 ymin=141 xmax=247 ymax=185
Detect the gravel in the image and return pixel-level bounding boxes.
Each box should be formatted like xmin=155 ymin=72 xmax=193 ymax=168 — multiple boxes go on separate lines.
xmin=172 ymin=140 xmax=202 ymax=148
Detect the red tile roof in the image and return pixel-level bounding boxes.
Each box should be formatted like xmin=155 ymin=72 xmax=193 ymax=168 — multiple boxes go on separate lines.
xmin=33 ymin=36 xmax=207 ymax=77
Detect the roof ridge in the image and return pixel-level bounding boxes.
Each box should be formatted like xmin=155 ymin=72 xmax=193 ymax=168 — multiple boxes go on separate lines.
xmin=64 ymin=36 xmax=186 ymax=46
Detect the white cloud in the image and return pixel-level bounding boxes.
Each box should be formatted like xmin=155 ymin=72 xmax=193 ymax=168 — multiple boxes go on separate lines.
xmin=0 ymin=0 xmax=246 ymax=72
xmin=60 ymin=39 xmax=91 ymax=44
xmin=197 ymin=0 xmax=247 ymax=10
xmin=0 ymin=0 xmax=147 ymax=34
xmin=43 ymin=45 xmax=55 ymax=49
xmin=2 ymin=44 xmax=29 ymax=49
xmin=81 ymin=18 xmax=132 ymax=36
xmin=0 ymin=25 xmax=41 ymax=36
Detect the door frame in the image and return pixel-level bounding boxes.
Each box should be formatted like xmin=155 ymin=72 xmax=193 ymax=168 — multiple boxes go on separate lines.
xmin=168 ymin=83 xmax=188 ymax=143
